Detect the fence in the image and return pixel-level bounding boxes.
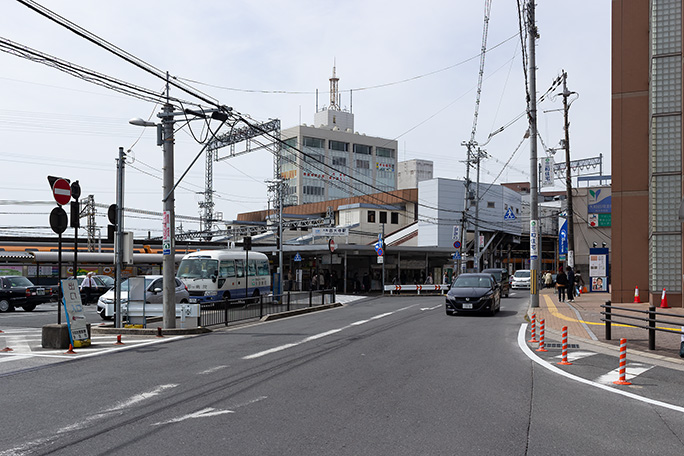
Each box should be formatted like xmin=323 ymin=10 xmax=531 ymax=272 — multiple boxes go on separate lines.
xmin=600 ymin=300 xmax=684 ymax=350
xmin=199 ymin=288 xmax=336 ymax=327
xmin=383 ymin=284 xmax=450 ymax=295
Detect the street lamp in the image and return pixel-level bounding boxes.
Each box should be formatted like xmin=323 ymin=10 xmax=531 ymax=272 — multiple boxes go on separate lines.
xmin=129 ymin=103 xmax=176 ymax=329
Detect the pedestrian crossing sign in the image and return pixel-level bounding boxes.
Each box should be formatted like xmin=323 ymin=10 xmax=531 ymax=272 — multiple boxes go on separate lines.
xmin=504 ymin=207 xmax=516 ymax=220
xmin=294 ymin=253 xmax=302 ymax=262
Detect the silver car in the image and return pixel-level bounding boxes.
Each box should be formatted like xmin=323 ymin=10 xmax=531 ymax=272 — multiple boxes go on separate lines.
xmin=96 ymin=275 xmax=189 ymax=320
xmin=510 ymin=269 xmax=531 ymax=290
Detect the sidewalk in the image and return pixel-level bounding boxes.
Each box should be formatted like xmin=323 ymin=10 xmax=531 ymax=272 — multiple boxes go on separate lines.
xmin=527 ymin=287 xmax=684 ymax=364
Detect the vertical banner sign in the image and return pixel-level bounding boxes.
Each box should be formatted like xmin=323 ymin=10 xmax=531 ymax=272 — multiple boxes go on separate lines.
xmin=61 ymin=278 xmax=91 ymax=347
xmin=530 ymin=220 xmax=539 ymax=260
xmin=452 ymin=225 xmax=461 ymax=241
xmin=541 ymin=157 xmax=555 ymax=187
xmin=162 ymin=210 xmax=171 ymax=255
xmin=558 ymin=217 xmax=568 ymax=260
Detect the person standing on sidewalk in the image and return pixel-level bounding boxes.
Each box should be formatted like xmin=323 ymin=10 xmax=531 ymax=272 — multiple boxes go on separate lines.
xmin=566 ymin=266 xmax=575 ymax=302
xmin=80 ymin=271 xmax=96 ymax=305
xmin=556 ymin=268 xmax=567 ymax=302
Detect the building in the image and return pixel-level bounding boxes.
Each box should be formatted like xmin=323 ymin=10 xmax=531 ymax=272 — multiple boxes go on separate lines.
xmin=397 ymin=159 xmax=434 ymax=190
xmin=613 ymin=0 xmax=682 ymax=306
xmin=280 ymin=67 xmax=398 ymax=206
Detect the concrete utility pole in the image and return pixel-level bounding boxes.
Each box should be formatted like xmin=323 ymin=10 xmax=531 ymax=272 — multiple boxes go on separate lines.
xmin=161 ymin=93 xmax=176 ymax=329
xmin=460 ymin=141 xmax=473 ymax=275
xmin=527 ymin=0 xmax=540 ymax=308
xmin=561 ymin=70 xmax=575 ymax=268
xmin=115 ymin=147 xmax=125 ymax=329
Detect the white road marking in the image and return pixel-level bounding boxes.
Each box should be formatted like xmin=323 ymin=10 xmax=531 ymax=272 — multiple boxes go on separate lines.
xmin=153 ymin=407 xmax=234 ymax=425
xmin=198 ymin=365 xmax=229 ymax=375
xmin=553 ymin=351 xmax=597 ymax=362
xmin=104 ymin=384 xmax=179 ymax=413
xmin=595 ymin=363 xmax=654 ymax=385
xmin=420 ymin=305 xmax=442 ymax=311
xmin=244 ymin=306 xmax=417 ymax=360
xmin=517 ymin=324 xmax=684 ymax=414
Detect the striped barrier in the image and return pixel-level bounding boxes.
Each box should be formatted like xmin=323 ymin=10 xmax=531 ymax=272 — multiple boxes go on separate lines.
xmin=613 ymin=338 xmax=632 ymax=385
xmin=536 ymin=319 xmax=548 ymax=352
xmin=529 ymin=313 xmax=538 ymax=343
xmin=558 ymin=326 xmax=572 ymax=365
xmin=384 ymin=284 xmax=449 ymax=295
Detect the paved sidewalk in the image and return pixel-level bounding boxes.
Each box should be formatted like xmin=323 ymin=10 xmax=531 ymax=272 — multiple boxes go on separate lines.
xmin=527 ymin=287 xmax=684 ymax=364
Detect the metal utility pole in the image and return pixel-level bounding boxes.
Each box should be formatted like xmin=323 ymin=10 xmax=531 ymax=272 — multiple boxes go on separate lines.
xmin=561 ymin=70 xmax=575 ymax=268
xmin=527 ymin=0 xmax=540 ymax=308
xmin=161 ymin=95 xmax=176 ymax=329
xmin=115 ymin=147 xmax=125 ymax=329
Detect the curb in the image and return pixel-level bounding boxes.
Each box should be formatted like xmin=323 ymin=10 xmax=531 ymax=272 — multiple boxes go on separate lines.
xmin=92 ymin=326 xmax=211 ymax=336
xmin=261 ymin=302 xmax=343 ymax=321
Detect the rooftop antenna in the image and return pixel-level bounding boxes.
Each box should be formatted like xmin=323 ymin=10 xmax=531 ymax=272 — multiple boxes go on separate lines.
xmin=329 ymin=60 xmax=340 ymax=111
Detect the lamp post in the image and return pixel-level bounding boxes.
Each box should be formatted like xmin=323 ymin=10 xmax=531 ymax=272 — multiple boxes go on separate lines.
xmin=129 ymin=106 xmax=176 ymax=329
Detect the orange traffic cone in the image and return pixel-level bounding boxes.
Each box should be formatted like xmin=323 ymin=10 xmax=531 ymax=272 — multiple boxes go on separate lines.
xmin=633 ymin=286 xmax=641 ymax=303
xmin=660 ymin=288 xmax=669 ymax=308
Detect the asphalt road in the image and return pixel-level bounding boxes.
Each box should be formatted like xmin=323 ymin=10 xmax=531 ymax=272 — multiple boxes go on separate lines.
xmin=2 ymin=293 xmax=684 ymax=455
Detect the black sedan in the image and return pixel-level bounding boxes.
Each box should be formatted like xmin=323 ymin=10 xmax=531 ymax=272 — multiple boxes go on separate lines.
xmin=0 ymin=275 xmax=53 ymax=312
xmin=445 ymin=273 xmax=501 ymax=316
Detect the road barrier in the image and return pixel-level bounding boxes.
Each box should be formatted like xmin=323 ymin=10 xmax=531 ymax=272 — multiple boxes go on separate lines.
xmin=536 ymin=319 xmax=547 ymax=352
xmin=613 ymin=338 xmax=632 ymax=385
xmin=558 ymin=326 xmax=572 ymax=365
xmin=384 ymin=284 xmax=449 ymax=295
xmin=529 ymin=313 xmax=538 ymax=343
xmin=601 ymin=301 xmax=684 ymax=351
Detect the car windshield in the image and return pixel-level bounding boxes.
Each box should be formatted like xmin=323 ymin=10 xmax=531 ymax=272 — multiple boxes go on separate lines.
xmin=514 ymin=271 xmax=531 ymax=278
xmin=98 ymin=276 xmax=115 ymax=287
xmin=484 ymin=270 xmax=502 ymax=281
xmin=453 ymin=276 xmax=492 ymax=288
xmin=119 ymin=278 xmax=155 ymax=291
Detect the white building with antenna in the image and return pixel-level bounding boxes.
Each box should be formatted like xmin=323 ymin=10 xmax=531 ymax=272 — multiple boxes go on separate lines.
xmin=280 ymin=66 xmax=398 ymax=206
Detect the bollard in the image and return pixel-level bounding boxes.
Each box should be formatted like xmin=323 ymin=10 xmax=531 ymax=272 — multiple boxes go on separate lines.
xmin=528 ymin=313 xmax=538 ymax=343
xmin=536 ymin=319 xmax=548 ymax=352
xmin=115 ymin=334 xmax=124 ymax=345
xmin=605 ymin=300 xmax=612 ymax=341
xmin=613 ymin=338 xmax=632 ymax=385
xmin=156 ymin=327 xmax=163 ymax=338
xmin=648 ymin=306 xmax=656 ymax=351
xmin=558 ymin=326 xmax=572 ymax=365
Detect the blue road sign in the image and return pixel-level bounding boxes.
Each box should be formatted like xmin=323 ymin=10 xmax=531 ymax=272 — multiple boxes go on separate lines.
xmin=294 ymin=253 xmax=302 ymax=262
xmin=504 ymin=207 xmax=516 ymax=220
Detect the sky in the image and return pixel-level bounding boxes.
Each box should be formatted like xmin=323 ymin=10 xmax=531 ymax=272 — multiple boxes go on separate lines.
xmin=0 ymin=0 xmax=611 ymax=240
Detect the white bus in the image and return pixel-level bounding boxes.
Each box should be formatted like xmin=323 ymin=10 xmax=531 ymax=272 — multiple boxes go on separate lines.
xmin=177 ymin=250 xmax=271 ymax=305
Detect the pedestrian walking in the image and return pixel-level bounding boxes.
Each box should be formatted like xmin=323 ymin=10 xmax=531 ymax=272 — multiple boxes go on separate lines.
xmin=442 ymin=271 xmax=449 ymax=285
xmin=556 ymin=268 xmax=568 ymax=302
xmin=566 ymin=266 xmax=575 ymax=302
xmin=544 ymin=271 xmax=553 ymax=288
xmin=425 ymin=274 xmax=433 ymax=285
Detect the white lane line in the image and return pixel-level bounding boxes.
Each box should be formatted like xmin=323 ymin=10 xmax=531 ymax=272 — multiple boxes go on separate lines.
xmin=552 ymin=351 xmax=597 ymax=362
xmin=244 ymin=306 xmax=416 ymax=360
xmin=595 ymin=364 xmax=654 ymax=385
xmin=153 ymin=407 xmax=235 ymax=425
xmin=517 ymin=324 xmax=684 ymax=414
xmin=198 ymin=365 xmax=229 ymax=375
xmin=104 ymin=384 xmax=179 ymax=413
xmin=420 ymin=305 xmax=442 ymax=311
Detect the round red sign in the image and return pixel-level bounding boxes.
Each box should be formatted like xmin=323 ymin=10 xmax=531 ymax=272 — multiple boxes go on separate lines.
xmin=52 ymin=178 xmax=71 ymax=206
xmin=328 ymin=239 xmax=337 ymax=253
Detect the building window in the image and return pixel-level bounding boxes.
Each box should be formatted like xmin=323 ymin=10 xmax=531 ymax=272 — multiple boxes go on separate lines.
xmin=332 ymin=156 xmax=347 ymax=166
xmin=376 ymin=147 xmax=394 ymax=158
xmin=391 ymin=212 xmax=399 ymax=224
xmin=303 ymin=136 xmax=325 ymax=148
xmin=304 ymin=153 xmax=324 ymax=163
xmin=368 ymin=210 xmax=376 ymax=223
xmin=354 ymin=144 xmax=372 ymax=155
xmin=487 ymin=201 xmax=496 ymax=208
xmin=356 ymin=159 xmax=370 ymax=169
xmin=329 ymin=140 xmax=349 ymax=152
xmin=303 ymin=185 xmax=324 ymax=196
xmin=379 ymin=211 xmax=387 ymax=224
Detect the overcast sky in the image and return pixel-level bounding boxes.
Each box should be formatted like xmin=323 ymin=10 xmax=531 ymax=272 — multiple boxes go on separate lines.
xmin=0 ymin=1 xmax=610 ymax=239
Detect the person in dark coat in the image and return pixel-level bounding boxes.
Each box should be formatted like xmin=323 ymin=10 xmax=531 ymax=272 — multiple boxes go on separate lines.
xmin=566 ymin=266 xmax=575 ymax=302
xmin=556 ymin=268 xmax=568 ymax=302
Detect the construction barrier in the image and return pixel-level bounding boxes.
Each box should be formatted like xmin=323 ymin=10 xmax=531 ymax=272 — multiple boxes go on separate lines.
xmin=384 ymin=284 xmax=449 ymax=295
xmin=613 ymin=338 xmax=632 ymax=385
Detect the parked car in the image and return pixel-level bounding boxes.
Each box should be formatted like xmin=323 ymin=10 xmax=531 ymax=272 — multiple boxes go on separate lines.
xmin=0 ymin=275 xmax=53 ymax=312
xmin=511 ymin=269 xmax=531 ymax=289
xmin=445 ymin=273 xmax=501 ymax=316
xmin=77 ymin=275 xmax=114 ymax=304
xmin=481 ymin=268 xmax=510 ymax=298
xmin=96 ymin=275 xmax=189 ymax=320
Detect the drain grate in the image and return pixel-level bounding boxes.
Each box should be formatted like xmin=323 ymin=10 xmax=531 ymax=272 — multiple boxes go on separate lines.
xmin=543 ymin=343 xmax=580 ymax=349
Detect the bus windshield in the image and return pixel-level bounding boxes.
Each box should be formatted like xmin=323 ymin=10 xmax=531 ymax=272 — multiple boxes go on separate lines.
xmin=177 ymin=258 xmax=219 ymax=280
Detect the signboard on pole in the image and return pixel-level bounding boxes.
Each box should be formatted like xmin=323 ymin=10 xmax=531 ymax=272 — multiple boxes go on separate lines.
xmin=530 ymin=220 xmax=539 ymax=260
xmin=452 ymin=225 xmax=461 ymax=240
xmin=162 ymin=210 xmax=171 ymax=255
xmin=541 ymin=157 xmax=555 ymax=187
xmin=52 ymin=178 xmax=72 ymax=206
xmin=61 ymin=278 xmax=91 ymax=348
xmin=313 ymin=227 xmax=349 ymax=237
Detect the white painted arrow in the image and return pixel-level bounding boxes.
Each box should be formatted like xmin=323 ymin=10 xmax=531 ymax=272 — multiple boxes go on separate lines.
xmin=153 ymin=407 xmax=234 ymax=425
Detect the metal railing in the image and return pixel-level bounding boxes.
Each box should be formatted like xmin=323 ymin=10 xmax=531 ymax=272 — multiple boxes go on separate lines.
xmin=199 ymin=288 xmax=336 ymax=327
xmin=600 ymin=301 xmax=684 ymax=350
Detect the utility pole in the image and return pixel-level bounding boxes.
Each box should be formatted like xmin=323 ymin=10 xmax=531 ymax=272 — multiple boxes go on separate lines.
xmin=460 ymin=141 xmax=473 ymax=275
xmin=474 ymin=147 xmax=485 ymax=272
xmin=561 ymin=70 xmax=575 ymax=268
xmin=161 ymin=81 xmax=176 ymax=329
xmin=527 ymin=0 xmax=540 ymax=308
xmin=115 ymin=147 xmax=125 ymax=329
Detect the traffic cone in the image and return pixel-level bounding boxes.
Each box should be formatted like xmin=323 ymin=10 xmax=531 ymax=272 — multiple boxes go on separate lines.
xmin=633 ymin=286 xmax=641 ymax=303
xmin=660 ymin=288 xmax=669 ymax=308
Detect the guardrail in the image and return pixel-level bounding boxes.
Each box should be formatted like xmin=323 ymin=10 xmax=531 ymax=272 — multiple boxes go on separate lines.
xmin=600 ymin=301 xmax=684 ymax=350
xmin=199 ymin=288 xmax=336 ymax=327
xmin=383 ymin=284 xmax=449 ymax=295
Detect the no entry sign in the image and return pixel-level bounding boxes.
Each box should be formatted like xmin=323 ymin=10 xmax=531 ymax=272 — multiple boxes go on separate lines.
xmin=52 ymin=179 xmax=71 ymax=206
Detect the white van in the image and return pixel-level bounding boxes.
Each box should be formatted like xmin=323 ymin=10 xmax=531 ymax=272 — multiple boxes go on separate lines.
xmin=510 ymin=269 xmax=531 ymax=289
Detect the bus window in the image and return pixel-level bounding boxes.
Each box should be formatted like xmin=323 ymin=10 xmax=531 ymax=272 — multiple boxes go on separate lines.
xmin=178 ymin=258 xmax=218 ymax=279
xmin=235 ymin=259 xmax=244 ymax=278
xmin=219 ymin=260 xmax=235 ymax=278
xmin=247 ymin=260 xmax=257 ymax=277
xmin=257 ymin=260 xmax=269 ymax=276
